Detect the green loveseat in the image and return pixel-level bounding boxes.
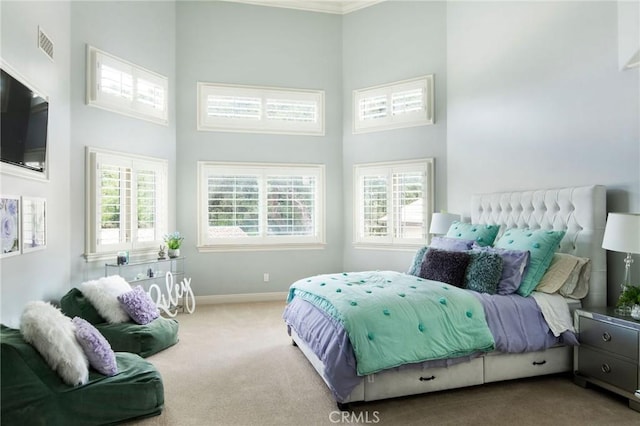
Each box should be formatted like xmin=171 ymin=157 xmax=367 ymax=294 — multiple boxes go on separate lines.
xmin=60 ymin=287 xmax=179 ymax=358
xmin=1 ymin=325 xmax=164 ymax=425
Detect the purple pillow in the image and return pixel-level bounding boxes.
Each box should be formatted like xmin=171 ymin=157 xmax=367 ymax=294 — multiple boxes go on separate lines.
xmin=430 ymin=236 xmax=474 ymax=252
xmin=419 ymin=248 xmax=471 ymax=288
xmin=117 ymin=285 xmax=159 ymax=325
xmin=72 ymin=317 xmax=118 ymax=376
xmin=473 ymin=244 xmax=530 ymax=294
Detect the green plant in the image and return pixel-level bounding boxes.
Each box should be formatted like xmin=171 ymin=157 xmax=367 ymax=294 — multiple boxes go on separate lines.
xmin=164 ymin=232 xmax=184 ymax=250
xmin=616 ymin=285 xmax=640 ymax=307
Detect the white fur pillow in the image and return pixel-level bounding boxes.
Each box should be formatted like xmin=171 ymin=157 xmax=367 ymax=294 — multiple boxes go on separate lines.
xmin=20 ymin=301 xmax=89 ymax=386
xmin=80 ymin=275 xmax=132 ymax=324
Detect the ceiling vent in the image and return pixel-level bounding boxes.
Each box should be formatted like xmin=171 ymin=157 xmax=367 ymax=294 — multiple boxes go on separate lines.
xmin=38 ymin=26 xmax=54 ymax=61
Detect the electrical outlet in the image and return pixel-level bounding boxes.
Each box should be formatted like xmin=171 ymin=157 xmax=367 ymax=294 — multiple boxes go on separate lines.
xmin=263 ymin=273 xmax=270 ymax=282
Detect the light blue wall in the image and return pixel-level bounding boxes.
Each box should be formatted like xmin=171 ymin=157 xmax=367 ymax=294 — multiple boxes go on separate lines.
xmin=1 ymin=1 xmax=71 ymax=327
xmin=175 ymin=2 xmax=344 ymax=297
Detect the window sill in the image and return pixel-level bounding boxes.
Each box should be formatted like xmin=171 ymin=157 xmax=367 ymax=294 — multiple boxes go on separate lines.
xmin=197 ymin=243 xmax=326 ymax=253
xmin=352 ymin=242 xmax=425 ymax=252
xmin=84 ymin=248 xmax=159 ymax=263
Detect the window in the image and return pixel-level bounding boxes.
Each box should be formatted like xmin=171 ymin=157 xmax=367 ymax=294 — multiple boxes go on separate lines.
xmin=197 ymin=83 xmax=324 ymax=135
xmin=86 ymin=45 xmax=168 ymax=125
xmin=353 ymin=75 xmax=434 ymax=133
xmin=197 ymin=162 xmax=325 ymax=251
xmin=354 ymin=159 xmax=434 ymax=248
xmin=85 ymin=147 xmax=168 ymax=261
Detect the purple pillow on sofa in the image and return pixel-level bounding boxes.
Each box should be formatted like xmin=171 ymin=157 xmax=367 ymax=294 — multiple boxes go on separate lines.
xmin=72 ymin=316 xmax=118 ymax=376
xmin=117 ymin=285 xmax=159 ymax=325
xmin=430 ymin=236 xmax=474 ymax=252
xmin=419 ymin=248 xmax=471 ymax=288
xmin=473 ymin=244 xmax=530 ymax=294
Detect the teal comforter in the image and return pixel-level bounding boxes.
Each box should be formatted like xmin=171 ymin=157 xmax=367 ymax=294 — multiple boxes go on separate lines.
xmin=287 ymin=271 xmax=495 ymax=375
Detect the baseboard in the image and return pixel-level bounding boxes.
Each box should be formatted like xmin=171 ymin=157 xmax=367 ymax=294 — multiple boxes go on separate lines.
xmin=196 ymin=292 xmax=288 ymax=305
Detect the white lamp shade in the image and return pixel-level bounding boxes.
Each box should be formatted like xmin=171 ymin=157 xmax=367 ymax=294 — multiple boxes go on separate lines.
xmin=429 ymin=212 xmax=460 ymax=235
xmin=602 ymin=213 xmax=640 ymax=254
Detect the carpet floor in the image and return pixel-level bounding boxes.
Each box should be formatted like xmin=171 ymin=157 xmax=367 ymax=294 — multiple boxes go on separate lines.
xmin=131 ymin=301 xmax=639 ymax=426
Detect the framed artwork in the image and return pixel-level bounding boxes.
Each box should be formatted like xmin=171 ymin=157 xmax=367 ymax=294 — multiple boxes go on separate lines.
xmin=1 ymin=195 xmax=20 ymax=258
xmin=22 ymin=197 xmax=46 ymax=253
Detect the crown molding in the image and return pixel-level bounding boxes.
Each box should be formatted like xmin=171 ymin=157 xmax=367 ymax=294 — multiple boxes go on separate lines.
xmin=222 ymin=0 xmax=384 ymax=15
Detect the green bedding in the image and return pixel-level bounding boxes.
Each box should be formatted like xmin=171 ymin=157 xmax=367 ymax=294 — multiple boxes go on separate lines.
xmin=288 ymin=271 xmax=495 ymax=375
xmin=1 ymin=325 xmax=164 ymax=425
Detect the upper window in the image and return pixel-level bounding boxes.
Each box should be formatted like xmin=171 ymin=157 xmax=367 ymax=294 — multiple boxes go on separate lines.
xmin=197 ymin=83 xmax=324 ymax=136
xmin=354 ymin=158 xmax=434 ymax=248
xmin=197 ymin=162 xmax=325 ymax=251
xmin=86 ymin=45 xmax=168 ymax=125
xmin=85 ymin=147 xmax=168 ymax=261
xmin=353 ymin=75 xmax=434 ymax=134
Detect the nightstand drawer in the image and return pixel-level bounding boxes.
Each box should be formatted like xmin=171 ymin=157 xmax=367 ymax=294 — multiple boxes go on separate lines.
xmin=578 ymin=346 xmax=638 ymax=393
xmin=579 ymin=317 xmax=638 ymax=361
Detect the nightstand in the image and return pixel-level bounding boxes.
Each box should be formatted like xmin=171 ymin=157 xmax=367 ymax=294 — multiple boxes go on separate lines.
xmin=574 ymin=308 xmax=640 ymax=412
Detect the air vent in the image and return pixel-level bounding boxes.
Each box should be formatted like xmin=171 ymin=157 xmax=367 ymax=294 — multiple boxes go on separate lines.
xmin=38 ymin=26 xmax=54 ymax=61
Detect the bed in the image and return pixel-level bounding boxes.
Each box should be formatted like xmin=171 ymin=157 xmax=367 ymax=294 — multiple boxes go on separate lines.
xmin=283 ymin=185 xmax=607 ymax=409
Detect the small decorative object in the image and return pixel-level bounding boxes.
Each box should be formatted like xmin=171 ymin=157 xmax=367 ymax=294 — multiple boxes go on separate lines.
xmin=158 ymin=245 xmax=167 ymax=260
xmin=631 ymin=304 xmax=640 ymax=320
xmin=147 ymin=267 xmax=154 ymax=278
xmin=164 ymin=232 xmax=184 ymax=258
xmin=602 ymin=213 xmax=640 ymax=315
xmin=116 ymin=251 xmax=129 ymax=265
xmin=617 ymin=285 xmax=640 ymax=317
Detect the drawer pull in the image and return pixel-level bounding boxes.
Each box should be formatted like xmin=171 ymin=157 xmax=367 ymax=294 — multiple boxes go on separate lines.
xmin=602 ymin=332 xmax=612 ymax=342
xmin=601 ymin=363 xmax=611 ymax=374
xmin=532 ymin=360 xmax=547 ymax=366
xmin=419 ymin=376 xmax=436 ymax=382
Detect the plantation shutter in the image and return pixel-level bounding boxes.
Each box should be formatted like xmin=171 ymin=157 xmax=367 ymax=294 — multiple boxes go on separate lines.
xmin=96 ymin=157 xmax=132 ymax=250
xmin=207 ymin=174 xmax=260 ymax=238
xmin=361 ymin=174 xmax=388 ymax=239
xmin=266 ymin=174 xmax=317 ymax=236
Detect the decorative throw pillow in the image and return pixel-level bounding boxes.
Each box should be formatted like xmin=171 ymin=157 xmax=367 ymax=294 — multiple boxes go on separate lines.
xmin=473 ymin=244 xmax=531 ymax=295
xmin=446 ymin=221 xmax=500 ymax=247
xmin=72 ymin=317 xmax=118 ymax=376
xmin=430 ymin=236 xmax=475 ymax=252
xmin=535 ymin=253 xmax=581 ymax=294
xmin=117 ymin=285 xmax=159 ymax=325
xmin=80 ymin=276 xmax=132 ymax=324
xmin=407 ymin=246 xmax=429 ymax=276
xmin=465 ymin=251 xmax=503 ymax=294
xmin=560 ymin=258 xmax=591 ymax=299
xmin=20 ymin=301 xmax=89 ymax=386
xmin=494 ymin=228 xmax=566 ymax=297
xmin=419 ymin=248 xmax=471 ymax=288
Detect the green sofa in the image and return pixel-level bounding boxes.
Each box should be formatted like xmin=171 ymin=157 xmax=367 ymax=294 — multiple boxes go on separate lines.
xmin=1 ymin=325 xmax=164 ymax=425
xmin=60 ymin=288 xmax=179 ymax=358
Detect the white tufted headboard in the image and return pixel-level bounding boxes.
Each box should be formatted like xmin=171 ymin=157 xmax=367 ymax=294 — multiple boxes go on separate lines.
xmin=470 ymin=185 xmax=607 ymax=308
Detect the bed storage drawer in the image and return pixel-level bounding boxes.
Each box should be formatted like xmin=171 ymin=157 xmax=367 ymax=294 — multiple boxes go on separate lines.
xmin=577 ymin=346 xmax=638 ymax=393
xmin=363 ymin=358 xmax=484 ymax=401
xmin=484 ymin=346 xmax=572 ymax=383
xmin=579 ymin=317 xmax=638 ymax=361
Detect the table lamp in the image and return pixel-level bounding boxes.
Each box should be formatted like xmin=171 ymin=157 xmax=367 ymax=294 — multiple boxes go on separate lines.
xmin=429 ymin=212 xmax=460 ymax=236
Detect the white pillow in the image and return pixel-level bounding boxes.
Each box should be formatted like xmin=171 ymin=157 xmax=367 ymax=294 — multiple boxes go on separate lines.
xmin=80 ymin=275 xmax=132 ymax=324
xmin=20 ymin=301 xmax=89 ymax=386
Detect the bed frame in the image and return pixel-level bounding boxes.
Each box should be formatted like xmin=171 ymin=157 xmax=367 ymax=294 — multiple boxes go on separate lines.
xmin=290 ymin=185 xmax=607 ymax=408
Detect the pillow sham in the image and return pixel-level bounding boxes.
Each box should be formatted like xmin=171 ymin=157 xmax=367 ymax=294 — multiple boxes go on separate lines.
xmin=430 ymin=236 xmax=475 ymax=252
xmin=446 ymin=221 xmax=500 ymax=247
xmin=560 ymin=258 xmax=591 ymax=299
xmin=494 ymin=228 xmax=566 ymax=297
xmin=473 ymin=245 xmax=530 ymax=295
xmin=72 ymin=316 xmax=118 ymax=376
xmin=419 ymin=248 xmax=471 ymax=288
xmin=80 ymin=275 xmax=132 ymax=324
xmin=536 ymin=253 xmax=581 ymax=294
xmin=117 ymin=285 xmax=159 ymax=325
xmin=464 ymin=251 xmax=503 ymax=294
xmin=20 ymin=301 xmax=89 ymax=386
xmin=407 ymin=246 xmax=429 ymax=276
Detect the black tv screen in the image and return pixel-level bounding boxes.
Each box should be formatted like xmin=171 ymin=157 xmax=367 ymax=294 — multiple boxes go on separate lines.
xmin=1 ymin=68 xmax=49 ymax=173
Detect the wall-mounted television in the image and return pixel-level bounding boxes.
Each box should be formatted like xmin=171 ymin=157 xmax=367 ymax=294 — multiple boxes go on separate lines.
xmin=1 ymin=67 xmax=49 ymax=175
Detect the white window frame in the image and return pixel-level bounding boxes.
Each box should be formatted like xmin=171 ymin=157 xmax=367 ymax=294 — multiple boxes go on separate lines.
xmin=353 ymin=75 xmax=434 ymax=134
xmin=353 ymin=158 xmax=434 ymax=249
xmin=197 ymin=82 xmax=325 ymax=136
xmin=84 ymin=147 xmax=169 ymax=262
xmin=197 ymin=161 xmax=326 ymax=251
xmin=86 ymin=45 xmax=169 ymax=125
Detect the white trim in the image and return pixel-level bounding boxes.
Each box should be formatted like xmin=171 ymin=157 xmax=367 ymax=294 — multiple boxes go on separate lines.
xmin=196 ymin=291 xmax=287 ymax=305
xmin=221 ymin=1 xmax=384 ymax=15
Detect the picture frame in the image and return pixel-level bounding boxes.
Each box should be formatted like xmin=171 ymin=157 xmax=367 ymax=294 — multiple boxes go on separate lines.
xmin=22 ymin=196 xmax=46 ymax=253
xmin=0 ymin=195 xmax=21 ymax=258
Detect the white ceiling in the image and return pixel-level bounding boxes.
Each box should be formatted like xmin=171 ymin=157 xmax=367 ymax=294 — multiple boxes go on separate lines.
xmin=223 ymin=0 xmax=384 ymax=15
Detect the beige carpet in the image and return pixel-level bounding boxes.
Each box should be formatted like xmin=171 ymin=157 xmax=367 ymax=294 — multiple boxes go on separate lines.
xmin=131 ymin=302 xmax=639 ymax=426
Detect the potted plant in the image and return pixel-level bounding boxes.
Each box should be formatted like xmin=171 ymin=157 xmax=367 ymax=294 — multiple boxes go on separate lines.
xmin=164 ymin=232 xmax=184 ymax=258
xmin=616 ymin=285 xmax=640 ymax=318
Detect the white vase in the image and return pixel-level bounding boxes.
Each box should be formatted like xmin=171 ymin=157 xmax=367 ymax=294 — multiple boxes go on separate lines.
xmin=168 ymin=248 xmax=180 ymax=258
xmin=631 ymin=304 xmax=640 ymax=320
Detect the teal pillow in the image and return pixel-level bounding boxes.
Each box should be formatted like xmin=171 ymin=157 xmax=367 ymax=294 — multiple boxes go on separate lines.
xmin=494 ymin=228 xmax=566 ymax=297
xmin=465 ymin=251 xmax=503 ymax=294
xmin=446 ymin=221 xmax=500 ymax=247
